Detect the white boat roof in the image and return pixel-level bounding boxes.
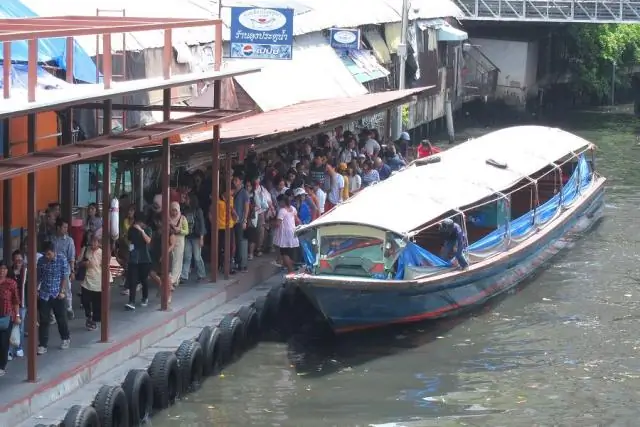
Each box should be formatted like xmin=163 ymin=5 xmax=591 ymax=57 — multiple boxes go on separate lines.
xmin=304 ymin=126 xmax=592 ymax=235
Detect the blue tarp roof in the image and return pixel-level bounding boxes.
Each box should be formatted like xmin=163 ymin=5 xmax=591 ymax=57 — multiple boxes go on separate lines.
xmin=0 ymin=0 xmax=99 ymax=83
xmin=0 ymin=62 xmax=71 ymax=90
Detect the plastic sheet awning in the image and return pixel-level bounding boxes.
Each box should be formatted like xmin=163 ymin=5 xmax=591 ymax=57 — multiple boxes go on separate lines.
xmin=0 ymin=0 xmax=100 ymax=83
xmin=337 ymin=49 xmax=390 ymax=83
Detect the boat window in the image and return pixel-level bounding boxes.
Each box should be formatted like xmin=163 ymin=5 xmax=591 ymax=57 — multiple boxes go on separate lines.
xmin=318 ymin=236 xmax=385 ymax=277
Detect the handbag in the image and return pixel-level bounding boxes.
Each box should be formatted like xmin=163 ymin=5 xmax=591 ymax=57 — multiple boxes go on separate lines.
xmin=9 ymin=324 xmax=20 ymax=347
xmin=0 ymin=315 xmax=10 ymax=331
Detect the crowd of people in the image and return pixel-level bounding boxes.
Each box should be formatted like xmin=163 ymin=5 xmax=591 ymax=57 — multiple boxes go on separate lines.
xmin=0 ymin=124 xmax=442 ymax=377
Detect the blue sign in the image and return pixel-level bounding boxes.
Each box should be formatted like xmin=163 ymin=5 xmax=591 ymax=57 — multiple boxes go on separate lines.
xmin=230 ymin=7 xmax=294 ymax=60
xmin=329 ymin=28 xmax=361 ymax=50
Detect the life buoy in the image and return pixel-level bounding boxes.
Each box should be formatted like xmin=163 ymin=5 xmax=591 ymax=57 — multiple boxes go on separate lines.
xmin=175 ymin=340 xmax=204 ymax=394
xmin=92 ymin=384 xmax=129 ymax=427
xmin=109 ymin=197 xmax=119 ymax=239
xmin=253 ymin=296 xmax=270 ymax=332
xmin=218 ymin=314 xmax=243 ymax=365
xmin=63 ymin=405 xmax=100 ymax=427
xmin=198 ymin=326 xmax=221 ymax=376
xmin=122 ymin=369 xmax=153 ymax=426
xmin=147 ymin=351 xmax=181 ymax=409
xmin=237 ymin=305 xmax=260 ymax=348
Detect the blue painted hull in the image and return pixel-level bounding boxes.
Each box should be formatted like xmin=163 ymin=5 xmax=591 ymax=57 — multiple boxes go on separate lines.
xmin=291 ymin=181 xmax=605 ymax=334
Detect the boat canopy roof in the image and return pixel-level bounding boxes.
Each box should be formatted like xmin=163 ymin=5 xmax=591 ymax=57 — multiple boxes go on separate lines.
xmin=300 ymin=126 xmax=592 ymax=236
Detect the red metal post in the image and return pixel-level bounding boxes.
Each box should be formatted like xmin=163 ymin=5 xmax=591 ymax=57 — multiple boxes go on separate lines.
xmin=100 ymin=153 xmax=111 ymax=342
xmin=100 ymin=100 xmax=112 ymax=342
xmin=65 ymin=36 xmax=74 ymax=83
xmin=163 ymin=29 xmax=172 ymax=79
xmin=214 ymin=22 xmax=222 ymax=71
xmin=3 ymin=42 xmax=10 ymax=99
xmin=27 ymin=38 xmax=37 ymax=103
xmin=224 ymin=155 xmax=231 ymax=279
xmin=102 ymin=33 xmax=112 ymax=89
xmin=26 ymin=113 xmax=37 ymax=382
xmin=210 ymin=126 xmax=220 ymax=281
xmin=160 ymin=88 xmax=171 ymax=310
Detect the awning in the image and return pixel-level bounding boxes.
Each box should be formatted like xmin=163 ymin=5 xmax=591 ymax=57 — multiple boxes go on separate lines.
xmin=418 ymin=19 xmax=468 ymax=42
xmin=437 ymin=24 xmax=468 ymax=42
xmin=178 ymin=87 xmax=432 ymax=147
xmin=336 ymin=49 xmax=390 ymax=83
xmin=363 ymin=29 xmax=392 ymax=64
xmin=232 ymin=33 xmax=368 ymax=112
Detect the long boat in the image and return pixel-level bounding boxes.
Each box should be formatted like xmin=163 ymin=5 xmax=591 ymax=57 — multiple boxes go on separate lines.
xmin=286 ymin=126 xmax=606 ymax=334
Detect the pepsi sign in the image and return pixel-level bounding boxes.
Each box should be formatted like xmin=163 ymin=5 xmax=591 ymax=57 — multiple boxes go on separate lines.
xmin=230 ymin=7 xmax=294 ymax=60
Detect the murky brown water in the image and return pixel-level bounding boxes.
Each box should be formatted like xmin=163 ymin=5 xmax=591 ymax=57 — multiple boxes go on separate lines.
xmin=154 ymin=108 xmax=640 ymax=426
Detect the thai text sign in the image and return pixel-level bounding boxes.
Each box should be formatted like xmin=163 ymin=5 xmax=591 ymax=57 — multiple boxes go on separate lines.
xmin=230 ymin=7 xmax=294 ymax=60
xmin=329 ymin=28 xmax=360 ymax=50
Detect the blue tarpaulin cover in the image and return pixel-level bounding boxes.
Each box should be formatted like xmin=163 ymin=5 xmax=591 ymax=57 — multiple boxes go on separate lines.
xmin=0 ymin=0 xmax=99 ymax=83
xmin=394 ymin=242 xmax=450 ymax=279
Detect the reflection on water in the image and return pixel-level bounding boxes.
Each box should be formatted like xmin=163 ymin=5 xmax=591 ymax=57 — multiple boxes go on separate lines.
xmin=154 ymin=110 xmax=640 ymax=426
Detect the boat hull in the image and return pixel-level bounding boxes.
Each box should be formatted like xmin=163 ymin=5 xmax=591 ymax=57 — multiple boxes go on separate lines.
xmin=294 ymin=181 xmax=605 ymax=334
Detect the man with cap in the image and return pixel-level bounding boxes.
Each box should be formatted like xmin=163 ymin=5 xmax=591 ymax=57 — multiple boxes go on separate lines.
xmin=396 ymin=131 xmax=411 ymax=158
xmin=438 ymin=218 xmax=468 ymax=269
xmin=292 ymin=187 xmax=313 ymax=225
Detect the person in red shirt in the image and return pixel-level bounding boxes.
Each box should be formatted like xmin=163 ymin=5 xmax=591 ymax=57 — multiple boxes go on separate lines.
xmin=417 ymin=139 xmax=441 ymax=159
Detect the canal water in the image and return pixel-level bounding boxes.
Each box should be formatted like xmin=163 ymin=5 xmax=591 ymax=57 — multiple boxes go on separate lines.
xmin=154 ymin=108 xmax=640 ymax=426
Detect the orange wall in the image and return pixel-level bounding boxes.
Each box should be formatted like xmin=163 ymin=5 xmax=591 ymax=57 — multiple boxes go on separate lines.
xmin=0 ymin=112 xmax=60 ymax=229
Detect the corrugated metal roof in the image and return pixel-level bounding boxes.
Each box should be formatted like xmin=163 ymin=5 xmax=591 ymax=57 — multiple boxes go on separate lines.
xmin=20 ymin=0 xmax=217 ymax=55
xmin=231 ymin=32 xmax=367 ymax=112
xmin=21 ymin=0 xmax=462 ymax=52
xmin=179 ymin=87 xmax=430 ymax=144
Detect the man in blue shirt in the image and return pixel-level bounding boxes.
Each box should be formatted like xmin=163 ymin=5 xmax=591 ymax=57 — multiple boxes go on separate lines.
xmin=51 ymin=218 xmax=75 ymax=319
xmin=374 ymin=157 xmax=392 ymax=181
xmin=232 ymin=173 xmax=250 ymax=273
xmin=36 ymin=241 xmax=71 ymax=354
xmin=439 ymin=219 xmax=469 ymax=269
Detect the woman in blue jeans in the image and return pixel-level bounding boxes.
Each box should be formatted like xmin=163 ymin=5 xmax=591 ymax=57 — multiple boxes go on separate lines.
xmin=8 ymin=251 xmax=27 ymax=359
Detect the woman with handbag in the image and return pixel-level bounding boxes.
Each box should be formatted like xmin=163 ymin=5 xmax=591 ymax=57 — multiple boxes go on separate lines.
xmin=78 ymin=236 xmax=110 ymax=330
xmin=0 ymin=260 xmax=21 ymax=376
xmin=8 ymin=251 xmax=27 ymax=359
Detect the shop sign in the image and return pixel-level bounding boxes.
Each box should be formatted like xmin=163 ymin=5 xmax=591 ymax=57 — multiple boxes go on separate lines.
xmin=329 ymin=28 xmax=361 ymax=50
xmin=230 ymin=7 xmax=294 ymax=60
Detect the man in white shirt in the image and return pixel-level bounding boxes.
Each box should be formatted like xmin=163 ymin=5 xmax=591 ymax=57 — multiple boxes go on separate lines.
xmin=325 ymin=164 xmax=344 ymax=211
xmin=312 ymin=181 xmax=327 ymax=216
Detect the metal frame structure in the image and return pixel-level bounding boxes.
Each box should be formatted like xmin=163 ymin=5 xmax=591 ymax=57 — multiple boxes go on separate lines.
xmin=0 ymin=15 xmax=259 ymax=383
xmin=454 ymin=0 xmax=640 ymax=22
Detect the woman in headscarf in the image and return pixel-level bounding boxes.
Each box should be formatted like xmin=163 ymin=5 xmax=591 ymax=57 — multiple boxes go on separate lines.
xmin=169 ymin=201 xmax=189 ymax=287
xmin=0 ymin=260 xmax=20 ymax=376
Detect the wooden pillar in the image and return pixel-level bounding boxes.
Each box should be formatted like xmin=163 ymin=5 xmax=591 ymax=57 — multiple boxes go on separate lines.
xmin=61 ymin=36 xmax=75 ymax=222
xmin=160 ymin=88 xmax=171 ymax=310
xmin=2 ymin=47 xmax=11 ymax=261
xmin=26 ymin=113 xmax=37 ymax=382
xmin=100 ymin=100 xmax=112 ymax=343
xmin=210 ymin=127 xmax=220 ymax=281
xmin=210 ymin=78 xmax=221 ymax=281
xmin=223 ymin=155 xmax=232 ymax=279
xmin=2 ymin=119 xmax=11 ymax=261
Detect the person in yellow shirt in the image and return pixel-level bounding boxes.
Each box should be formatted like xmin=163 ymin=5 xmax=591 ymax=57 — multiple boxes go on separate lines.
xmin=338 ymin=163 xmax=350 ymax=201
xmin=212 ymin=189 xmax=238 ymax=274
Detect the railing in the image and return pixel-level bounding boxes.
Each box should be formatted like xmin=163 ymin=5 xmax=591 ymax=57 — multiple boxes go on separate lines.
xmin=462 ymin=45 xmax=499 ymax=101
xmin=454 ymin=0 xmax=640 ymax=22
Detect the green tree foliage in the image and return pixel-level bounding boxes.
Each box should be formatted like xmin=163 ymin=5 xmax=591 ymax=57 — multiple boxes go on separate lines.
xmin=565 ymin=24 xmax=640 ymax=102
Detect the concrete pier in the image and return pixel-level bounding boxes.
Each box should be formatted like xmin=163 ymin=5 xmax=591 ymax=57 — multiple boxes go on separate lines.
xmin=1 ymin=257 xmax=279 ymax=426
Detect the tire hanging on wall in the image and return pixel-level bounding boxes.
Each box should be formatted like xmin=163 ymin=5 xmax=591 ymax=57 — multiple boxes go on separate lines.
xmin=62 ymin=405 xmax=100 ymax=427
xmin=175 ymin=339 xmax=204 ymax=394
xmin=237 ymin=305 xmax=260 ymax=348
xmin=199 ymin=326 xmax=221 ymax=376
xmin=147 ymin=351 xmax=181 ymax=410
xmin=122 ymin=369 xmax=153 ymax=426
xmin=92 ymin=384 xmax=129 ymax=427
xmin=218 ymin=314 xmax=244 ymax=365
xmin=253 ymin=295 xmax=270 ymax=332
xmin=267 ymin=285 xmax=289 ymax=335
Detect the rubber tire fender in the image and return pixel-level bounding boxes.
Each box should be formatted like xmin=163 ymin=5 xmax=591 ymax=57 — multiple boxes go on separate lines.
xmin=92 ymin=384 xmax=129 ymax=427
xmin=62 ymin=405 xmax=100 ymax=427
xmin=199 ymin=326 xmax=222 ymax=376
xmin=237 ymin=305 xmax=260 ymax=348
xmin=253 ymin=295 xmax=269 ymax=332
xmin=218 ymin=313 xmax=244 ymax=365
xmin=175 ymin=339 xmax=204 ymax=394
xmin=122 ymin=369 xmax=153 ymax=426
xmin=147 ymin=351 xmax=181 ymax=409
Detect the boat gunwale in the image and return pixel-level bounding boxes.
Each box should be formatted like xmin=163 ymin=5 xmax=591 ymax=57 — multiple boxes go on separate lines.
xmin=287 ymin=175 xmax=606 ymax=291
